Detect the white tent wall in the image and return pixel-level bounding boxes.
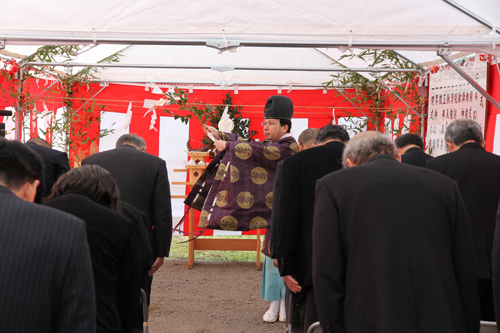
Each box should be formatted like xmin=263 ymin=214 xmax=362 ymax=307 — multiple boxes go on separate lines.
xmin=99 ymin=111 xmax=190 ymax=221
xmin=159 ymin=117 xmax=190 ymax=223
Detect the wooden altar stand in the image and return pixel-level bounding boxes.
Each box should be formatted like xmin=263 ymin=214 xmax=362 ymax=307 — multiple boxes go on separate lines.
xmin=173 ymin=152 xmax=262 ymax=270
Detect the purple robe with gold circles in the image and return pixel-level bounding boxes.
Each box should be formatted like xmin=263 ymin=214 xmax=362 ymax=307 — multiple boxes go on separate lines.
xmin=185 ymin=132 xmax=298 ymax=255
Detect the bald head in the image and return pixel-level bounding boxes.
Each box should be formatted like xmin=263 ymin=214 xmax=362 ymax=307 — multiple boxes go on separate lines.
xmin=298 ymin=128 xmax=319 ymax=151
xmin=342 ymin=131 xmax=398 ymax=167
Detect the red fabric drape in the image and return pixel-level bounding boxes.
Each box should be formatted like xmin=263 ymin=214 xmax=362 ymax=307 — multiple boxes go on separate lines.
xmin=485 ymin=64 xmax=500 ymax=152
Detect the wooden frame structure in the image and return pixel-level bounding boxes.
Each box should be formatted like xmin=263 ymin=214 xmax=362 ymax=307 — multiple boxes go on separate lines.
xmin=173 ymin=152 xmax=262 ymax=270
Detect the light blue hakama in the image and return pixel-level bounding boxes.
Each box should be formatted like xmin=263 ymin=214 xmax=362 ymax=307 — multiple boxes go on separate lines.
xmin=262 ymin=256 xmax=286 ymax=301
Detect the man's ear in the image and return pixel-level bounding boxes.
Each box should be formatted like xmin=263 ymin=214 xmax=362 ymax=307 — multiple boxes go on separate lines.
xmin=13 ymin=179 xmax=40 ymax=202
xmin=396 ymin=153 xmax=402 ymax=162
xmin=345 ymin=158 xmax=358 ymax=168
xmin=482 ymin=141 xmax=486 ymax=148
xmin=446 ymin=141 xmax=457 ymax=153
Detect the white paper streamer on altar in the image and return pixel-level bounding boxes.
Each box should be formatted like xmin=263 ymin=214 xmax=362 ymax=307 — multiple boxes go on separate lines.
xmin=38 ymin=103 xmax=52 ymax=136
xmin=143 ymin=97 xmax=170 ymax=132
xmin=218 ymin=105 xmax=234 ymax=132
xmin=118 ymin=102 xmax=133 ymax=132
xmin=150 ymin=109 xmax=158 ymax=131
xmin=151 ymin=85 xmax=163 ymax=94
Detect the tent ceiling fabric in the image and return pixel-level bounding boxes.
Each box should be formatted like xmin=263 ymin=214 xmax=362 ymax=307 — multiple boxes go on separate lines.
xmin=1 ymin=0 xmax=499 ymax=88
xmin=84 ymin=46 xmax=344 ymax=87
xmin=1 ymin=0 xmax=499 ymax=53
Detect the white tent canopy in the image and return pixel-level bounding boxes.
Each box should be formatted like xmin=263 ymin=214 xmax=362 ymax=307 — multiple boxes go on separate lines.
xmin=1 ymin=0 xmax=499 ymax=88
xmin=80 ymin=45 xmax=349 ymax=88
xmin=1 ymin=0 xmax=498 ymax=122
xmin=2 ymin=0 xmax=499 ymax=53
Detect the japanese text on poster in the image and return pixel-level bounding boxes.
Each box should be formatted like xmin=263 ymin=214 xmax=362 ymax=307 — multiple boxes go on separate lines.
xmin=426 ymin=62 xmax=488 ymax=156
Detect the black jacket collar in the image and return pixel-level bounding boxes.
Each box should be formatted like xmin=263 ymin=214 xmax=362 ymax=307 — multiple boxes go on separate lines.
xmin=404 ymin=146 xmax=422 ymax=154
xmin=116 ymin=144 xmax=138 ymax=151
xmin=458 ymin=142 xmax=483 ymax=151
xmin=0 ymin=185 xmax=16 ymax=197
xmin=323 ymin=140 xmax=345 ymax=148
xmin=365 ymin=154 xmax=398 ymax=165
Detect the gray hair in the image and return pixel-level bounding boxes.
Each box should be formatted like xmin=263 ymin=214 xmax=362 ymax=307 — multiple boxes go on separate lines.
xmin=444 ymin=119 xmax=483 ymax=145
xmin=342 ymin=131 xmax=397 ymax=167
xmin=298 ymin=128 xmax=319 ymax=147
xmin=115 ymin=134 xmax=147 ymax=150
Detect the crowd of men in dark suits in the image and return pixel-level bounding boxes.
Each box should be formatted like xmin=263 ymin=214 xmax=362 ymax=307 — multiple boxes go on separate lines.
xmin=272 ymin=119 xmax=500 ymax=333
xmin=3 ymin=117 xmax=500 ymax=333
xmin=0 ymin=134 xmax=171 ymax=333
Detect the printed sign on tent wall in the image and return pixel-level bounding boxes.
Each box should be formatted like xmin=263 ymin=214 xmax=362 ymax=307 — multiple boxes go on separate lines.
xmin=426 ymin=62 xmax=488 ymax=157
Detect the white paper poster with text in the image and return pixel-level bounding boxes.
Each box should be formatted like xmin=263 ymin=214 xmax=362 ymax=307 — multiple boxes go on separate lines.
xmin=426 ymin=62 xmax=487 ymax=157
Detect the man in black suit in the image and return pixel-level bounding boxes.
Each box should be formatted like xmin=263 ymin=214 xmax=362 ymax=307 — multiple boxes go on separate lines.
xmin=313 ymin=131 xmax=479 ymax=333
xmin=0 ymin=138 xmax=95 ymax=332
xmin=427 ymin=119 xmax=500 ymax=321
xmin=43 ymin=165 xmax=142 ymax=333
xmin=394 ymin=133 xmax=433 ymax=167
xmin=273 ymin=124 xmax=349 ymax=331
xmin=25 ymin=137 xmax=70 ymax=200
xmin=82 ymin=134 xmax=172 ymax=304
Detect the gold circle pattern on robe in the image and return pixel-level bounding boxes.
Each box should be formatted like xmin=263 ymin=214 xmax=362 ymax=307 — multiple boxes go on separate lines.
xmin=290 ymin=142 xmax=300 ymax=155
xmin=215 ymin=190 xmax=229 ymax=207
xmin=199 ymin=210 xmax=209 ymax=227
xmin=237 ymin=191 xmax=254 ymax=209
xmin=234 ymin=143 xmax=252 ymax=160
xmin=220 ymin=215 xmax=238 ymax=231
xmin=230 ymin=165 xmax=240 ymax=183
xmin=215 ymin=163 xmax=227 ymax=180
xmin=263 ymin=146 xmax=281 ymax=160
xmin=250 ymin=167 xmax=268 ymax=185
xmin=249 ymin=216 xmax=267 ymax=229
xmin=265 ymin=192 xmax=273 ymax=209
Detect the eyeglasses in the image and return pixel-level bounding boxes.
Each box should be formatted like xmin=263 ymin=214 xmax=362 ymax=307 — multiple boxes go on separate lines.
xmin=261 ymin=121 xmax=278 ymax=127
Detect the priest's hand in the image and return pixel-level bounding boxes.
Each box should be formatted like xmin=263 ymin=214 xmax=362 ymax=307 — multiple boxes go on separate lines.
xmin=148 ymin=257 xmax=164 ymax=276
xmin=283 ymin=275 xmax=302 ymax=293
xmin=214 ymin=140 xmax=227 ymax=152
xmin=203 ymin=125 xmax=220 ymax=140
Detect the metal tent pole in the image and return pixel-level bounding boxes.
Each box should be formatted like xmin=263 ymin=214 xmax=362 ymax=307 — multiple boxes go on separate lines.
xmin=19 ymin=61 xmax=421 ymax=79
xmin=392 ymin=51 xmax=426 ymax=72
xmin=442 ymin=0 xmax=500 ymax=35
xmin=4 ymin=35 xmax=500 ymax=51
xmin=379 ymin=81 xmax=422 ymax=118
xmin=334 ymin=89 xmax=369 ymax=119
xmin=439 ymin=54 xmax=500 ymax=112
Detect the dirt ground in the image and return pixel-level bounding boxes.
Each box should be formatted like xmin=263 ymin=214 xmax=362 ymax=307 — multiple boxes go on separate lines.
xmin=148 ymin=258 xmax=286 ymax=333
